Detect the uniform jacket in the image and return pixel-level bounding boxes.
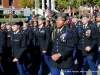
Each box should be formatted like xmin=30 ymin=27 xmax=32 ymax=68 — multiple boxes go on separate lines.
xmin=21 ymin=27 xmax=33 ymax=46
xmin=93 ymin=22 xmax=100 ymax=45
xmin=35 ymin=25 xmax=50 ymax=52
xmin=51 ymin=26 xmax=75 ymax=68
xmin=77 ymin=24 xmax=97 ymax=56
xmin=10 ymin=30 xmax=26 ymax=59
xmin=0 ymin=30 xmax=7 ymax=54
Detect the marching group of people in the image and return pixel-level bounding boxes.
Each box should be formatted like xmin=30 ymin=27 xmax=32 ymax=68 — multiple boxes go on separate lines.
xmin=0 ymin=11 xmax=100 ymax=75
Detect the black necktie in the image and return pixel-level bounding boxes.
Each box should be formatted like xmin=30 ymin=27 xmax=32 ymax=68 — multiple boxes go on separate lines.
xmin=83 ymin=26 xmax=85 ymax=29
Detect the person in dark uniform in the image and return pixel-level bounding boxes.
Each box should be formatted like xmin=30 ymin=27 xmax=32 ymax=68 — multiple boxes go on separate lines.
xmin=5 ymin=22 xmax=13 ymax=75
xmin=5 ymin=21 xmax=13 ymax=57
xmin=31 ymin=19 xmax=39 ymax=73
xmin=10 ymin=20 xmax=30 ymax=75
xmin=0 ymin=21 xmax=6 ymax=31
xmin=45 ymin=19 xmax=51 ymax=27
xmin=35 ymin=16 xmax=51 ymax=75
xmin=28 ymin=20 xmax=34 ymax=29
xmin=0 ymin=22 xmax=8 ymax=75
xmin=51 ymin=13 xmax=75 ymax=75
xmin=95 ymin=12 xmax=100 ymax=69
xmin=21 ymin=20 xmax=33 ymax=60
xmin=31 ymin=18 xmax=38 ymax=47
xmin=71 ymin=15 xmax=81 ymax=59
xmin=77 ymin=14 xmax=97 ymax=75
xmin=50 ymin=18 xmax=56 ymax=33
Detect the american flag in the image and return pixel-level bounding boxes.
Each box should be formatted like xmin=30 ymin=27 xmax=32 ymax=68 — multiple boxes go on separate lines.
xmin=68 ymin=5 xmax=71 ymax=16
xmin=45 ymin=7 xmax=51 ymax=18
xmin=9 ymin=6 xmax=13 ymax=20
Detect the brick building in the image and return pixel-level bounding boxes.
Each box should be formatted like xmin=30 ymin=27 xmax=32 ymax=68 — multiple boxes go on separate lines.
xmin=0 ymin=0 xmax=23 ymax=15
xmin=0 ymin=0 xmax=56 ymax=16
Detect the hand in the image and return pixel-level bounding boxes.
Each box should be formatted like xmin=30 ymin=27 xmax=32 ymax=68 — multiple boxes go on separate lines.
xmin=51 ymin=53 xmax=62 ymax=61
xmin=42 ymin=50 xmax=47 ymax=53
xmin=85 ymin=46 xmax=91 ymax=51
xmin=12 ymin=58 xmax=18 ymax=62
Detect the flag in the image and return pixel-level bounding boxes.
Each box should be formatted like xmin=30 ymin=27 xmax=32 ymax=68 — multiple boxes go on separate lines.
xmin=45 ymin=7 xmax=51 ymax=18
xmin=90 ymin=6 xmax=93 ymax=17
xmin=9 ymin=6 xmax=13 ymax=20
xmin=68 ymin=5 xmax=71 ymax=16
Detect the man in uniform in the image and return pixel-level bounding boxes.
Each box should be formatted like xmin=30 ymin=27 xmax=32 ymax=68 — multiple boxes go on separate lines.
xmin=51 ymin=12 xmax=75 ymax=75
xmin=77 ymin=14 xmax=97 ymax=75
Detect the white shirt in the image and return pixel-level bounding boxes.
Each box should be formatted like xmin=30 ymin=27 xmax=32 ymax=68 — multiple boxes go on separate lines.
xmin=57 ymin=26 xmax=64 ymax=33
xmin=14 ymin=29 xmax=20 ymax=34
xmin=23 ymin=27 xmax=27 ymax=30
xmin=97 ymin=23 xmax=100 ymax=27
xmin=39 ymin=24 xmax=43 ymax=29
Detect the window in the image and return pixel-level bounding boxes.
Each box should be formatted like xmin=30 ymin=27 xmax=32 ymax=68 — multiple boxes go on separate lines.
xmin=0 ymin=0 xmax=2 ymax=5
xmin=9 ymin=0 xmax=13 ymax=6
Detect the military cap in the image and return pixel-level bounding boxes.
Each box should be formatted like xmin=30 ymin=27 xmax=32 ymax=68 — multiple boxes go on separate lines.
xmin=11 ymin=20 xmax=22 ymax=26
xmin=33 ymin=18 xmax=38 ymax=22
xmin=23 ymin=19 xmax=28 ymax=23
xmin=72 ymin=15 xmax=79 ymax=18
xmin=1 ymin=21 xmax=5 ymax=24
xmin=45 ymin=19 xmax=50 ymax=23
xmin=95 ymin=12 xmax=100 ymax=17
xmin=81 ymin=14 xmax=89 ymax=18
xmin=50 ymin=18 xmax=55 ymax=22
xmin=5 ymin=21 xmax=12 ymax=25
xmin=38 ymin=16 xmax=45 ymax=20
xmin=56 ymin=12 xmax=67 ymax=20
xmin=29 ymin=20 xmax=34 ymax=22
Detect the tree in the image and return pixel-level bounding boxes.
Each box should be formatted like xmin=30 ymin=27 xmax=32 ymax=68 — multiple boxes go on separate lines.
xmin=55 ymin=0 xmax=100 ymax=10
xmin=55 ymin=0 xmax=69 ymax=9
xmin=18 ymin=0 xmax=34 ymax=9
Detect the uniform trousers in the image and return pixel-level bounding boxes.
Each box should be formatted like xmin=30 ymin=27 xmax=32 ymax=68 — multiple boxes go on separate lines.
xmin=77 ymin=55 xmax=97 ymax=75
xmin=51 ymin=67 xmax=73 ymax=75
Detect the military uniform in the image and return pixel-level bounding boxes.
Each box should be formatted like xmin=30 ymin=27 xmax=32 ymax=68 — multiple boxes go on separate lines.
xmin=51 ymin=13 xmax=75 ymax=75
xmin=35 ymin=16 xmax=51 ymax=75
xmin=77 ymin=14 xmax=97 ymax=75
xmin=10 ymin=20 xmax=30 ymax=75
xmin=0 ymin=28 xmax=7 ymax=75
xmin=93 ymin=12 xmax=100 ymax=69
xmin=71 ymin=15 xmax=83 ymax=58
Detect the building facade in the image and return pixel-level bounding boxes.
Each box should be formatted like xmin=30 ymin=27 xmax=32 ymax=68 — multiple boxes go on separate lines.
xmin=0 ymin=0 xmax=56 ymax=15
